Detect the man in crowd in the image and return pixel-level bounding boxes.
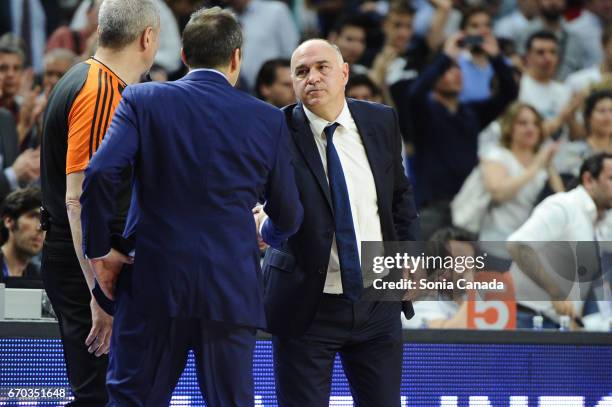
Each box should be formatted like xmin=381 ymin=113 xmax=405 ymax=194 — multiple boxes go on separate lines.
xmin=509 ymin=153 xmax=612 ymax=328
xmin=566 ymin=27 xmax=612 ymax=94
xmin=255 ymin=58 xmax=295 ymax=108
xmin=346 ymin=73 xmax=383 ymax=103
xmin=42 ymin=48 xmax=76 ymax=95
xmin=0 ymin=188 xmax=44 ymax=287
xmin=328 ymin=16 xmax=368 ymax=75
xmin=260 ymin=39 xmax=419 ymax=407
xmin=519 ymin=31 xmax=581 ymax=138
xmin=226 ymin=0 xmax=298 ymax=91
xmin=569 ymin=0 xmax=612 ymax=69
xmin=40 ymin=0 xmax=160 ymax=404
xmin=80 ymin=7 xmax=302 ymax=405
xmin=408 ymin=32 xmax=517 ymax=239
xmin=0 ymin=44 xmax=25 ymax=120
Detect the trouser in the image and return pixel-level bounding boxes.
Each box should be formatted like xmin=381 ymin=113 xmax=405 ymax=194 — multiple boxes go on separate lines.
xmin=107 ymin=269 xmax=256 ymax=407
xmin=273 ymin=295 xmax=403 ymax=407
xmin=41 ymin=240 xmax=109 ymax=406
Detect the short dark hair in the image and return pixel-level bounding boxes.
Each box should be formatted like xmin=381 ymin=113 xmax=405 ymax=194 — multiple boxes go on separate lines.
xmin=346 ymin=74 xmax=382 ymax=98
xmin=182 ymin=7 xmax=243 ymax=69
xmin=387 ymin=0 xmax=415 ymax=17
xmin=525 ymin=30 xmax=558 ymax=52
xmin=255 ymin=58 xmax=290 ymax=99
xmin=1 ymin=188 xmax=42 ymax=221
xmin=580 ymin=152 xmax=612 ymax=184
xmin=583 ymin=90 xmax=612 ymax=133
xmin=331 ymin=15 xmax=368 ymax=36
xmin=460 ymin=6 xmax=491 ymax=30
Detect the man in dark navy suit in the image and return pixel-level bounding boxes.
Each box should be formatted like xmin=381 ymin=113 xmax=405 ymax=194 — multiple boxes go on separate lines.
xmin=80 ymin=7 xmax=303 ymax=406
xmin=259 ymin=39 xmax=419 ymax=407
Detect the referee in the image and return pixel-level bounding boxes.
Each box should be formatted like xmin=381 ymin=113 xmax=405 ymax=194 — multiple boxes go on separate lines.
xmin=40 ymin=1 xmax=160 ymax=405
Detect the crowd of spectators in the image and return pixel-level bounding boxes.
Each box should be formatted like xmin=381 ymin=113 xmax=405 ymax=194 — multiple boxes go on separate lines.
xmin=1 ymin=0 xmax=611 ymax=330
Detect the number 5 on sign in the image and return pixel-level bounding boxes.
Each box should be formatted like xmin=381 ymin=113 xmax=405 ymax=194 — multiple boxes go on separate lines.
xmin=467 ymin=271 xmax=516 ymax=329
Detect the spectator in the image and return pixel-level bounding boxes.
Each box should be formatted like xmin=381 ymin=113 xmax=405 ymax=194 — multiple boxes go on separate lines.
xmin=70 ymin=0 xmax=182 ymax=75
xmin=0 ymin=44 xmax=25 ymax=121
xmin=255 ymin=58 xmax=295 ymax=108
xmin=494 ymin=0 xmax=539 ymax=45
xmin=519 ymin=31 xmax=582 ymax=138
xmin=457 ymin=6 xmax=496 ymax=102
xmin=0 ymin=0 xmax=46 ymax=73
xmin=516 ymin=0 xmax=587 ymax=79
xmin=0 ymin=188 xmax=44 ymax=287
xmin=508 ymin=152 xmax=612 ymax=328
xmin=46 ymin=0 xmax=100 ymax=58
xmin=413 ymin=0 xmax=462 ymax=40
xmin=480 ymin=103 xmax=563 ymax=258
xmin=328 ymin=16 xmax=368 ymax=75
xmin=408 ymin=32 xmax=518 ymax=239
xmin=555 ymin=90 xmax=612 ymax=177
xmin=566 ymin=27 xmax=612 ymax=94
xmin=42 ymin=48 xmax=77 ymax=95
xmin=568 ymin=0 xmax=612 ymax=69
xmin=227 ymin=0 xmax=298 ymax=91
xmin=346 ymin=73 xmax=383 ymax=103
xmin=403 ymin=227 xmax=478 ymax=329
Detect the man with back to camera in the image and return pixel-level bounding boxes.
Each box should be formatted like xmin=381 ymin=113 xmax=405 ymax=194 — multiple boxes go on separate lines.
xmin=257 ymin=39 xmax=419 ymax=407
xmin=40 ymin=0 xmax=160 ymax=404
xmin=80 ymin=7 xmax=303 ymax=406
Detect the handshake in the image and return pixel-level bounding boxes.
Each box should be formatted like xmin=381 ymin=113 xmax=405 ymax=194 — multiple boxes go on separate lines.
xmin=252 ymin=204 xmax=269 ymax=251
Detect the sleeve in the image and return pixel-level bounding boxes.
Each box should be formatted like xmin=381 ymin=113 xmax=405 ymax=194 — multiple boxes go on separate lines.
xmin=261 ymin=112 xmax=304 ymax=248
xmin=390 ymin=107 xmax=420 ymax=241
xmin=507 ymin=198 xmax=567 ymax=243
xmin=81 ymin=87 xmax=140 ymax=259
xmin=66 ymin=78 xmax=103 ymax=174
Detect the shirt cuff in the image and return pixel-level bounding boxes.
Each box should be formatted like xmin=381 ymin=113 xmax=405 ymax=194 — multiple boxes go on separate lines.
xmin=4 ymin=167 xmax=18 ymax=190
xmin=85 ymin=250 xmax=111 ymax=261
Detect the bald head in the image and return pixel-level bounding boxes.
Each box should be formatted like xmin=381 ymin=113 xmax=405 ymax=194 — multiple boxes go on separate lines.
xmin=290 ymin=39 xmax=349 ymax=121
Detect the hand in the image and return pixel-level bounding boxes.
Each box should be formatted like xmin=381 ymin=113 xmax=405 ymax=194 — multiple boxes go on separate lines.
xmin=86 ymin=297 xmax=113 ymax=357
xmin=253 ymin=205 xmax=268 ymax=250
xmin=430 ymin=0 xmax=452 ymax=10
xmin=443 ymin=32 xmax=465 ymax=60
xmin=17 ymin=68 xmax=34 ymax=99
xmin=534 ymin=142 xmax=559 ymax=169
xmin=560 ymin=91 xmax=587 ymax=123
xmin=481 ymin=34 xmax=500 ymax=57
xmin=12 ymin=148 xmax=40 ymax=183
xmin=17 ymin=85 xmax=43 ymax=138
xmin=552 ymin=300 xmax=577 ymax=320
xmin=89 ymin=248 xmax=133 ymax=301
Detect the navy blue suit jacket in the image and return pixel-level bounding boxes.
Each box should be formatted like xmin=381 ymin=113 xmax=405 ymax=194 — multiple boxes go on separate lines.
xmin=81 ymin=70 xmax=303 ymax=328
xmin=263 ymin=99 xmax=419 ymax=338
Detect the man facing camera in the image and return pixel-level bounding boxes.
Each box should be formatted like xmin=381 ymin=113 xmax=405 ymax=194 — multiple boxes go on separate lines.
xmin=258 ymin=39 xmax=419 ymax=407
xmin=0 ymin=188 xmax=44 ymax=286
xmin=80 ymin=7 xmax=302 ymax=406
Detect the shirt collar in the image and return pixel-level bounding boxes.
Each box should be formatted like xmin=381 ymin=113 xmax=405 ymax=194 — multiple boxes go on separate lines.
xmin=303 ymin=100 xmax=352 ymax=139
xmin=188 ymin=68 xmax=228 ymax=82
xmin=574 ymin=185 xmax=599 ymax=225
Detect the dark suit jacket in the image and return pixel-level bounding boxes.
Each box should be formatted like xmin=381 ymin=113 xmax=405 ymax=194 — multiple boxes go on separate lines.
xmin=263 ymin=99 xmax=419 ymax=338
xmin=81 ymin=70 xmax=303 ymax=328
xmin=0 ymin=108 xmax=20 ymax=201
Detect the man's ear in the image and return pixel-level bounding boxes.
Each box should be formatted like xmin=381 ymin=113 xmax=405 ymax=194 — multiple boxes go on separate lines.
xmin=231 ymin=48 xmax=241 ymax=71
xmin=141 ymin=26 xmax=154 ymax=50
xmin=180 ymin=48 xmax=188 ymax=68
xmin=3 ymin=216 xmax=13 ymax=230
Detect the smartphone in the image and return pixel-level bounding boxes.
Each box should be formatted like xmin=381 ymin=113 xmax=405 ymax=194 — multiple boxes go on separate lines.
xmin=461 ymin=35 xmax=484 ymax=49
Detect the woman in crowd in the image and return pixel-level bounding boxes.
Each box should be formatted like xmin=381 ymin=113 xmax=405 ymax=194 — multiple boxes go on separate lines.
xmin=479 ymin=103 xmax=564 ymax=262
xmin=555 ymin=90 xmax=612 ymax=178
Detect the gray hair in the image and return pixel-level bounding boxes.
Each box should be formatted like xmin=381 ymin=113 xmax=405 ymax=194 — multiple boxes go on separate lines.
xmin=98 ymin=0 xmax=160 ymax=50
xmin=43 ymin=48 xmax=77 ymax=67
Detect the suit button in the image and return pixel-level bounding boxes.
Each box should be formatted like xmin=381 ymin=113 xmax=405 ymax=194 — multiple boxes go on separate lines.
xmin=318 ymin=268 xmax=326 ymax=274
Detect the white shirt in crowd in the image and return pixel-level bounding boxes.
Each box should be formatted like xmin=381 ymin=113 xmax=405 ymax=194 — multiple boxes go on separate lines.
xmin=507 ymin=185 xmax=612 ymax=322
xmin=71 ymin=0 xmax=182 ymax=73
xmin=568 ymin=9 xmax=605 ymax=68
xmin=519 ymin=74 xmax=572 ymax=121
xmin=303 ymin=102 xmax=383 ymax=294
xmin=10 ymin=0 xmax=46 ymax=73
xmin=234 ymin=0 xmax=298 ymax=91
xmin=565 ymin=65 xmax=603 ymax=94
xmin=479 ymin=146 xmax=548 ymax=258
xmin=493 ymin=10 xmax=532 ymax=45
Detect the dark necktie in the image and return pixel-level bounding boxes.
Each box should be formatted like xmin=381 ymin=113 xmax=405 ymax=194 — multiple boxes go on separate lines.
xmin=324 ymin=123 xmax=362 ymax=301
xmin=21 ymin=0 xmax=32 ymax=67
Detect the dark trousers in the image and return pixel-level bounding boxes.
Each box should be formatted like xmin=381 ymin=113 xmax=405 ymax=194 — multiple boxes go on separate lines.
xmin=41 ymin=241 xmax=109 ymax=406
xmin=273 ymin=295 xmax=403 ymax=407
xmin=107 ymin=270 xmax=256 ymax=407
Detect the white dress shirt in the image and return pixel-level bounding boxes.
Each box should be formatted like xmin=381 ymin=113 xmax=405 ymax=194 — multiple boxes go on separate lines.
xmin=10 ymin=0 xmax=45 ymax=73
xmin=303 ymin=102 xmax=383 ymax=294
xmin=508 ymin=186 xmax=612 ymax=321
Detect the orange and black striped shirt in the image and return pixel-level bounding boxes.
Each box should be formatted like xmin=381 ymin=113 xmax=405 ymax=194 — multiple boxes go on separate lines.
xmin=41 ymin=57 xmax=131 ymax=237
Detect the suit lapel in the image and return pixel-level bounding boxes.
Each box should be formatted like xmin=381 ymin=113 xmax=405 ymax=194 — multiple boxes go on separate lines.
xmin=347 ymin=99 xmax=387 ymax=212
xmin=290 ymin=104 xmax=333 ymax=213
